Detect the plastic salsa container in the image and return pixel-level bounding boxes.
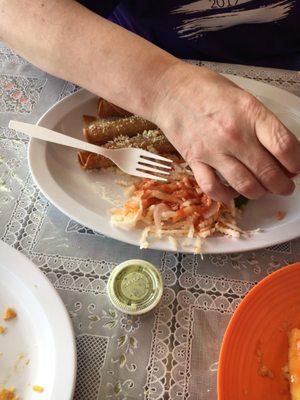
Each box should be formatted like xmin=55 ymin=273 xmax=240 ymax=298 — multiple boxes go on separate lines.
xmin=107 ymin=259 xmax=163 ymax=315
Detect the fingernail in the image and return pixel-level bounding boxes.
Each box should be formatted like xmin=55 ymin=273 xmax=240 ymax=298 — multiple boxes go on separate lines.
xmin=284 ymin=183 xmax=295 ymax=196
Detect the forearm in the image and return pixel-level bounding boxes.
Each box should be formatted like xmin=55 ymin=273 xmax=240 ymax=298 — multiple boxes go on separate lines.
xmin=0 ymin=0 xmax=179 ymax=118
xmin=3 ymin=1 xmax=297 ymax=203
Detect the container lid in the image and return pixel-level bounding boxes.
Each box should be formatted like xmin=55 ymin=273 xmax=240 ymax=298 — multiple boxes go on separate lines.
xmin=107 ymin=259 xmax=163 ymax=315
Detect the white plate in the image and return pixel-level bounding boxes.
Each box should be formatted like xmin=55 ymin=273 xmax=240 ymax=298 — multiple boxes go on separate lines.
xmin=0 ymin=241 xmax=76 ymax=399
xmin=28 ymin=75 xmax=300 ymax=254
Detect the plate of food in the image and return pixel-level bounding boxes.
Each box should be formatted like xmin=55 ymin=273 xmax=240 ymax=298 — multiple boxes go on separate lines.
xmin=0 ymin=241 xmax=76 ymax=399
xmin=218 ymin=261 xmax=300 ymax=400
xmin=28 ymin=74 xmax=300 ymax=254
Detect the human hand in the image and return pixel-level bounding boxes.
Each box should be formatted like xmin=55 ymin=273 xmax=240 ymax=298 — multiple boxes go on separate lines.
xmin=152 ymin=62 xmax=300 ymax=202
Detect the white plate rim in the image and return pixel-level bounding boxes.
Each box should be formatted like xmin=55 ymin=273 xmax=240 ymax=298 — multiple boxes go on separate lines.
xmin=27 ymin=75 xmax=300 ymax=254
xmin=0 ymin=240 xmax=77 ymax=399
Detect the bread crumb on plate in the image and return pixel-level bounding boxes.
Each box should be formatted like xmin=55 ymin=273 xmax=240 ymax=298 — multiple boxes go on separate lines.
xmin=0 ymin=387 xmax=19 ymax=400
xmin=0 ymin=326 xmax=6 ymax=334
xmin=32 ymin=386 xmax=44 ymax=393
xmin=3 ymin=308 xmax=17 ymax=321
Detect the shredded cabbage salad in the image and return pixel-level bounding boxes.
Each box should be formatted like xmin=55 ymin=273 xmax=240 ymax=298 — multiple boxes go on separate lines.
xmin=110 ymin=164 xmax=245 ymax=253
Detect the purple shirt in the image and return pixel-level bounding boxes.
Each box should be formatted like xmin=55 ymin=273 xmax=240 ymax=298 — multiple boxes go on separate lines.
xmin=80 ymin=0 xmax=300 ymax=69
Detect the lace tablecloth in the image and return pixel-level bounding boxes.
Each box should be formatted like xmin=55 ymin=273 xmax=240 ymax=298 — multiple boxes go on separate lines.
xmin=0 ymin=42 xmax=300 ymax=400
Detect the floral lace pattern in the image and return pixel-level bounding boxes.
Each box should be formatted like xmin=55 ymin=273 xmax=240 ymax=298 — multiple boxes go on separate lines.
xmin=65 ymin=219 xmax=104 ymax=236
xmin=58 ymin=81 xmax=80 ymax=100
xmin=0 ymin=44 xmax=27 ymax=65
xmin=0 ymin=44 xmax=299 ymax=399
xmin=0 ymin=75 xmax=46 ymax=114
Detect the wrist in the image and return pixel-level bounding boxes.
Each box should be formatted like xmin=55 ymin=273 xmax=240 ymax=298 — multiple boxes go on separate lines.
xmin=128 ymin=54 xmax=180 ymax=121
xmin=146 ymin=59 xmax=185 ymax=122
xmin=148 ymin=60 xmax=213 ymax=127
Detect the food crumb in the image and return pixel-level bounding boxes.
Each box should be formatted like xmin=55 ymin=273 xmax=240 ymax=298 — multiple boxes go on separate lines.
xmin=282 ymin=365 xmax=289 ymax=380
xmin=0 ymin=326 xmax=6 ymax=334
xmin=114 ymin=179 xmax=129 ymax=187
xmin=276 ymin=211 xmax=286 ymax=221
xmin=0 ymin=387 xmax=18 ymax=400
xmin=255 ymin=340 xmax=274 ymax=379
xmin=14 ymin=353 xmax=28 ymax=372
xmin=3 ymin=308 xmax=17 ymax=321
xmin=258 ymin=364 xmax=274 ymax=379
xmin=32 ymin=386 xmax=44 ymax=393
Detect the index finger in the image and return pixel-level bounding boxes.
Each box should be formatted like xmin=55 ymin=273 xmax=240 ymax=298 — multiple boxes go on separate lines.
xmin=255 ymin=110 xmax=300 ymax=174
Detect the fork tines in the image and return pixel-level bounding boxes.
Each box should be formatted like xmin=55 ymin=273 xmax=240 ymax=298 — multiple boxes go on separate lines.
xmin=135 ymin=169 xmax=168 ymax=181
xmin=136 ymin=154 xmax=173 ymax=181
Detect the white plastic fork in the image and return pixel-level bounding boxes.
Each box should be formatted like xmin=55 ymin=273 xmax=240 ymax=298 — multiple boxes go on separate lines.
xmin=9 ymin=120 xmax=173 ymax=181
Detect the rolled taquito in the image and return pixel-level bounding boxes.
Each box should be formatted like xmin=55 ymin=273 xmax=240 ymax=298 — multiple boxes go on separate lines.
xmin=97 ymin=98 xmax=132 ymax=118
xmin=78 ymin=130 xmax=177 ymax=170
xmin=83 ymin=115 xmax=157 ymax=145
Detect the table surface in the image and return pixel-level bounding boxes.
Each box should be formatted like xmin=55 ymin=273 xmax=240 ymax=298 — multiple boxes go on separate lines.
xmin=0 ymin=42 xmax=300 ymax=400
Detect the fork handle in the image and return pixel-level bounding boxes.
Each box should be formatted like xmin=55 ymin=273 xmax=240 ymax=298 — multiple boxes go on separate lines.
xmin=9 ymin=120 xmax=111 ymax=157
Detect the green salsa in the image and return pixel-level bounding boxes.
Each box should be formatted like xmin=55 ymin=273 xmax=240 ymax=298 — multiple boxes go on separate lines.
xmin=108 ymin=260 xmax=163 ymax=315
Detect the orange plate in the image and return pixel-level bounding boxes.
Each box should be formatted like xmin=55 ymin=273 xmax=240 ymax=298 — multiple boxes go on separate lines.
xmin=218 ymin=262 xmax=300 ymax=400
